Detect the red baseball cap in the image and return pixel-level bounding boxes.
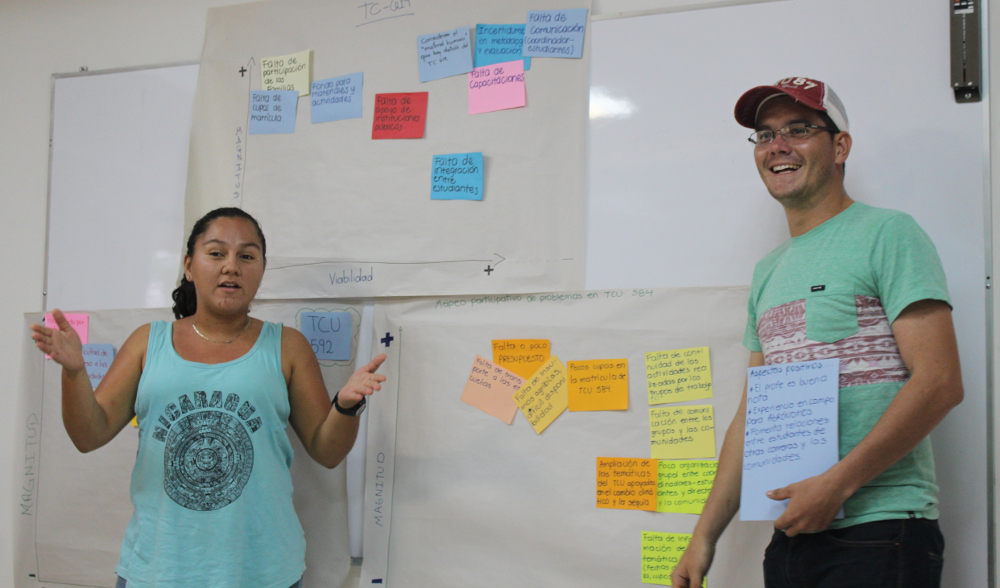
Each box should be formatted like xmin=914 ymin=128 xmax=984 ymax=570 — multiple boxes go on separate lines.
xmin=735 ymin=77 xmax=849 ymax=132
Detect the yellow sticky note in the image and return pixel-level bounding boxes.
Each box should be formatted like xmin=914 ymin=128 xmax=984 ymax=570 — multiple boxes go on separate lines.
xmin=131 ymin=416 xmax=138 ymax=428
xmin=645 ymin=347 xmax=713 ymax=405
xmin=261 ymin=50 xmax=312 ymax=95
xmin=641 ymin=532 xmax=704 ymax=586
xmin=596 ymin=457 xmax=657 ymax=510
xmin=650 ymin=405 xmax=716 ymax=459
xmin=567 ymin=359 xmax=629 ymax=411
xmin=513 ymin=356 xmax=567 ymax=434
xmin=460 ymin=355 xmax=524 ymax=425
xmin=492 ymin=339 xmax=550 ymax=379
xmin=657 ymin=460 xmax=718 ymax=514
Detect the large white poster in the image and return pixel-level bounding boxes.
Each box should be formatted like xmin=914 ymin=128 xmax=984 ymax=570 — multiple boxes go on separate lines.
xmin=363 ymin=287 xmax=773 ymax=588
xmin=186 ymin=0 xmax=590 ymax=298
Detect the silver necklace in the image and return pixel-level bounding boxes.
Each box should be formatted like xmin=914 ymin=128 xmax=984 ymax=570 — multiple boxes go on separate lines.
xmin=191 ymin=317 xmax=251 ymax=344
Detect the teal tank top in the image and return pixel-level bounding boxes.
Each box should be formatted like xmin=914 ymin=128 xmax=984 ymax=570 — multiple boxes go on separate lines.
xmin=116 ymin=321 xmax=305 ymax=588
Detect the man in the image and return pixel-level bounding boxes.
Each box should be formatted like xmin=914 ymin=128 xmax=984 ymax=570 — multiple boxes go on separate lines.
xmin=671 ymin=78 xmax=964 ymax=588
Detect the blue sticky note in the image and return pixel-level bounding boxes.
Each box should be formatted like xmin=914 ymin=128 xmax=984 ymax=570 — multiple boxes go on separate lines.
xmin=300 ymin=312 xmax=352 ymax=361
xmin=249 ymin=90 xmax=298 ymax=134
xmin=474 ymin=24 xmax=531 ymax=70
xmin=81 ymin=344 xmax=115 ymax=389
xmin=431 ymin=152 xmax=483 ymax=201
xmin=522 ymin=8 xmax=588 ymax=58
xmin=417 ymin=27 xmax=474 ymax=82
xmin=311 ymin=73 xmax=363 ymax=123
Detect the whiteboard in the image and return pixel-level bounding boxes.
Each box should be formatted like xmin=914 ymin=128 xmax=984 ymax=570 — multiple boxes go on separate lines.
xmin=47 ymin=65 xmax=196 ymax=312
xmin=585 ymin=1 xmax=988 ymax=585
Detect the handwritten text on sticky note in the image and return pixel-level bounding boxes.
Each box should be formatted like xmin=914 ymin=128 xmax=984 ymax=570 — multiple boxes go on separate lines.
xmin=468 ymin=60 xmax=525 ymax=115
xmin=513 ymin=356 xmax=567 ymax=434
xmin=657 ymin=460 xmax=717 ymax=514
xmin=492 ymin=339 xmax=550 ymax=379
xmin=567 ymin=359 xmax=628 ymax=411
xmin=262 ymin=49 xmax=311 ymax=95
xmin=372 ymin=92 xmax=428 ymax=139
xmin=418 ymin=26 xmax=473 ymax=82
xmin=646 ymin=347 xmax=712 ymax=405
xmin=641 ymin=532 xmax=702 ymax=586
xmin=300 ymin=311 xmax=352 ymax=361
xmin=523 ymin=9 xmax=588 ymax=59
xmin=432 ymin=152 xmax=483 ymax=200
xmin=81 ymin=344 xmax=114 ymax=389
xmin=311 ymin=72 xmax=363 ymax=123
xmin=249 ymin=91 xmax=298 ymax=134
xmin=460 ymin=355 xmax=523 ymax=424
xmin=650 ymin=405 xmax=716 ymax=459
xmin=596 ymin=457 xmax=657 ymax=510
xmin=475 ymin=24 xmax=530 ymax=70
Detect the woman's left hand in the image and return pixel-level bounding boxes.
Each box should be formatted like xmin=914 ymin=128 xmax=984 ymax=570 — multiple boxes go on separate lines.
xmin=336 ymin=354 xmax=387 ymax=408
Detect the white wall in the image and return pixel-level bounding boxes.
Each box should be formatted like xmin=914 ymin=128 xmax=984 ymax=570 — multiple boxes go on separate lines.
xmin=1 ymin=0 xmax=996 ymax=585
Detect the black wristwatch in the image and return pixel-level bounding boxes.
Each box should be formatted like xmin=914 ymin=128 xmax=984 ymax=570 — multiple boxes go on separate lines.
xmin=333 ymin=393 xmax=367 ymax=417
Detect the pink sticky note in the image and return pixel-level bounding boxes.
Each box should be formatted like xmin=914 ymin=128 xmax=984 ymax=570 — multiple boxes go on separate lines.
xmin=468 ymin=60 xmax=525 ymax=115
xmin=44 ymin=313 xmax=89 ymax=358
xmin=461 ymin=355 xmax=523 ymax=424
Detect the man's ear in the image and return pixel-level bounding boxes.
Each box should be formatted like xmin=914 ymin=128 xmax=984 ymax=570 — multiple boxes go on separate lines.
xmin=834 ymin=131 xmax=852 ymax=165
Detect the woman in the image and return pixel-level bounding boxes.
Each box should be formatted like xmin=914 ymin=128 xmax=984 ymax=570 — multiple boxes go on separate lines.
xmin=31 ymin=207 xmax=385 ymax=588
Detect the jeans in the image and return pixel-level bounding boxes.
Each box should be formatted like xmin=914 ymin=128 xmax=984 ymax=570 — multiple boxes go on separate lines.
xmin=762 ymin=518 xmax=944 ymax=588
xmin=116 ymin=576 xmax=302 ymax=588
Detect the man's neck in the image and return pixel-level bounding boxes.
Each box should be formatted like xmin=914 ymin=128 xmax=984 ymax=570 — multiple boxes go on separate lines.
xmin=784 ymin=188 xmax=854 ymax=237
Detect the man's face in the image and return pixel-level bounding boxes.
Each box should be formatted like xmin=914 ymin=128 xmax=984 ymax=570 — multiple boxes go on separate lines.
xmin=753 ymin=96 xmax=848 ymax=208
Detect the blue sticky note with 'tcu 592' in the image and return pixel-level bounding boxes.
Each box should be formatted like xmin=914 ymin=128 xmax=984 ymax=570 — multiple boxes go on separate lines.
xmin=300 ymin=312 xmax=352 ymax=360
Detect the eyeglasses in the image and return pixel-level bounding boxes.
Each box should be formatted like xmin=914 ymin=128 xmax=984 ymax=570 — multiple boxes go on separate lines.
xmin=748 ymin=123 xmax=836 ymax=146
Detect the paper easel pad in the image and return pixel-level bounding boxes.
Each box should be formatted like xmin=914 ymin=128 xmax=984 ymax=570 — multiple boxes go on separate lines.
xmin=650 ymin=405 xmax=716 ymax=459
xmin=460 ymin=355 xmax=523 ymax=424
xmin=513 ymin=355 xmax=567 ymax=434
xmin=645 ymin=346 xmax=712 ymax=405
xmin=656 ymin=460 xmax=717 ymax=514
xmin=493 ymin=339 xmax=550 ymax=379
xmin=596 ymin=457 xmax=657 ymax=510
xmin=567 ymin=359 xmax=628 ymax=411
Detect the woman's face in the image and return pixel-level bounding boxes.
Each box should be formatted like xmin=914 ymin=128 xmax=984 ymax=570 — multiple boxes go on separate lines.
xmin=183 ymin=216 xmax=265 ymax=317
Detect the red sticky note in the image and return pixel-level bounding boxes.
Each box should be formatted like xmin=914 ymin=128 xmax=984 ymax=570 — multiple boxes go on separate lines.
xmin=44 ymin=312 xmax=89 ymax=358
xmin=372 ymin=92 xmax=428 ymax=139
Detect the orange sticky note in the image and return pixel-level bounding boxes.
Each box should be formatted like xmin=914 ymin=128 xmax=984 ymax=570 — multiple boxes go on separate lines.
xmin=513 ymin=355 xmax=568 ymax=434
xmin=596 ymin=457 xmax=657 ymax=510
xmin=567 ymin=359 xmax=629 ymax=411
xmin=44 ymin=312 xmax=89 ymax=359
xmin=492 ymin=339 xmax=550 ymax=379
xmin=460 ymin=355 xmax=524 ymax=424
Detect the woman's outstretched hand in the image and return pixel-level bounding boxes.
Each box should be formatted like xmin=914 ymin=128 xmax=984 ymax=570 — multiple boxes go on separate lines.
xmin=30 ymin=309 xmax=85 ymax=373
xmin=336 ymin=353 xmax=387 ymax=408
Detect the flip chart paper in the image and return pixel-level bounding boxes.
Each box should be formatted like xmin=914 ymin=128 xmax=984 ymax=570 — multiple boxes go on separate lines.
xmin=300 ymin=311 xmax=352 ymax=360
xmin=513 ymin=355 xmax=568 ymax=434
xmin=646 ymin=346 xmax=713 ymax=405
xmin=468 ymin=60 xmax=525 ymax=115
xmin=596 ymin=457 xmax=657 ymax=510
xmin=492 ymin=339 xmax=550 ymax=379
xmin=460 ymin=355 xmax=523 ymax=424
xmin=417 ymin=27 xmax=473 ymax=82
xmin=650 ymin=405 xmax=716 ymax=459
xmin=372 ymin=92 xmax=428 ymax=139
xmin=81 ymin=344 xmax=114 ymax=390
xmin=641 ymin=532 xmax=702 ymax=586
xmin=567 ymin=358 xmax=628 ymax=411
xmin=475 ymin=24 xmax=531 ymax=70
xmin=311 ymin=72 xmax=363 ymax=123
xmin=44 ymin=312 xmax=89 ymax=359
xmin=261 ymin=49 xmax=311 ymax=95
xmin=741 ymin=359 xmax=840 ymax=521
xmin=656 ymin=460 xmax=717 ymax=514
xmin=431 ymin=153 xmax=483 ymax=200
xmin=523 ymin=8 xmax=588 ymax=59
xmin=249 ymin=91 xmax=298 ymax=134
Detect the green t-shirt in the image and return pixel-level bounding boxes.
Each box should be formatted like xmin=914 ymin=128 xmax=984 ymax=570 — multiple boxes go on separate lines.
xmin=744 ymin=202 xmax=951 ymax=528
